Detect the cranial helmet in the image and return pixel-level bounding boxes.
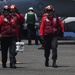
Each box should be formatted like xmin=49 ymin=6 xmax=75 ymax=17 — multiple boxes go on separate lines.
xmin=28 ymin=7 xmax=34 ymax=11
xmin=3 ymin=5 xmax=9 ymax=10
xmin=9 ymin=4 xmax=18 ymax=13
xmin=45 ymin=5 xmax=54 ymax=11
xmin=10 ymin=4 xmax=17 ymax=10
xmin=3 ymin=5 xmax=10 ymax=12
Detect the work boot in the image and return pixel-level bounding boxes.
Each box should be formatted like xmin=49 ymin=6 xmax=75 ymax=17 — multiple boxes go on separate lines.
xmin=35 ymin=41 xmax=38 ymax=45
xmin=2 ymin=63 xmax=6 ymax=68
xmin=45 ymin=58 xmax=49 ymax=67
xmin=38 ymin=45 xmax=44 ymax=50
xmin=10 ymin=63 xmax=16 ymax=69
xmin=52 ymin=61 xmax=57 ymax=68
xmin=28 ymin=40 xmax=31 ymax=45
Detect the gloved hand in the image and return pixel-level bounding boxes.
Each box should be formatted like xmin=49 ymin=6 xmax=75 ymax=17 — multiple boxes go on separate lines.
xmin=60 ymin=32 xmax=64 ymax=38
xmin=40 ymin=36 xmax=44 ymax=41
xmin=57 ymin=30 xmax=64 ymax=38
xmin=40 ymin=36 xmax=44 ymax=45
xmin=16 ymin=37 xmax=19 ymax=42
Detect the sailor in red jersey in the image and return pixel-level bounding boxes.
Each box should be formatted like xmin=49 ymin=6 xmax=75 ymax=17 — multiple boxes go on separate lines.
xmin=0 ymin=5 xmax=19 ymax=68
xmin=10 ymin=4 xmax=25 ymax=42
xmin=40 ymin=5 xmax=64 ymax=67
xmin=9 ymin=4 xmax=25 ymax=65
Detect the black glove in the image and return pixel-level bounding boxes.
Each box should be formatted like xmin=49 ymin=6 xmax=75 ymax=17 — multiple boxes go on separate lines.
xmin=40 ymin=36 xmax=44 ymax=41
xmin=16 ymin=37 xmax=19 ymax=42
xmin=60 ymin=32 xmax=64 ymax=38
xmin=40 ymin=36 xmax=45 ymax=46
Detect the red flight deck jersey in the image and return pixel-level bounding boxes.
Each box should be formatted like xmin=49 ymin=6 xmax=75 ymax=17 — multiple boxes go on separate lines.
xmin=40 ymin=16 xmax=64 ymax=36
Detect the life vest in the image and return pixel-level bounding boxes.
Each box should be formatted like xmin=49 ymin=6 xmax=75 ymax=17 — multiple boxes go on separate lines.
xmin=43 ymin=16 xmax=57 ymax=35
xmin=40 ymin=15 xmax=64 ymax=37
xmin=27 ymin=12 xmax=35 ymax=25
xmin=0 ymin=15 xmax=19 ymax=37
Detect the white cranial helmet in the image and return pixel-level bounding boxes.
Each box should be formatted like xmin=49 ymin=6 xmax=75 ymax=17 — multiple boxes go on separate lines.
xmin=28 ymin=7 xmax=34 ymax=11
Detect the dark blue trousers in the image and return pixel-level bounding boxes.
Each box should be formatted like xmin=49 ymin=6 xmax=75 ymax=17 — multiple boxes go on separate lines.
xmin=1 ymin=37 xmax=16 ymax=64
xmin=43 ymin=35 xmax=58 ymax=61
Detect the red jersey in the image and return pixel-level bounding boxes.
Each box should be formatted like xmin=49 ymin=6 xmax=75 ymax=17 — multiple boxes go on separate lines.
xmin=0 ymin=15 xmax=19 ymax=37
xmin=16 ymin=13 xmax=25 ymax=24
xmin=40 ymin=16 xmax=64 ymax=36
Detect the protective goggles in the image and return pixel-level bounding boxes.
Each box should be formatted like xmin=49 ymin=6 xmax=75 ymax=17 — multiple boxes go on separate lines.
xmin=4 ymin=9 xmax=10 ymax=12
xmin=46 ymin=9 xmax=54 ymax=12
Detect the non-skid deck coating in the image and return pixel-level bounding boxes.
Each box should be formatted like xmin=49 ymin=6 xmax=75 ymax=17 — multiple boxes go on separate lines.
xmin=0 ymin=40 xmax=75 ymax=75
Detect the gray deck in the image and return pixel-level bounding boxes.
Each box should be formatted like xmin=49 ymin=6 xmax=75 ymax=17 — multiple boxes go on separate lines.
xmin=0 ymin=40 xmax=75 ymax=75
